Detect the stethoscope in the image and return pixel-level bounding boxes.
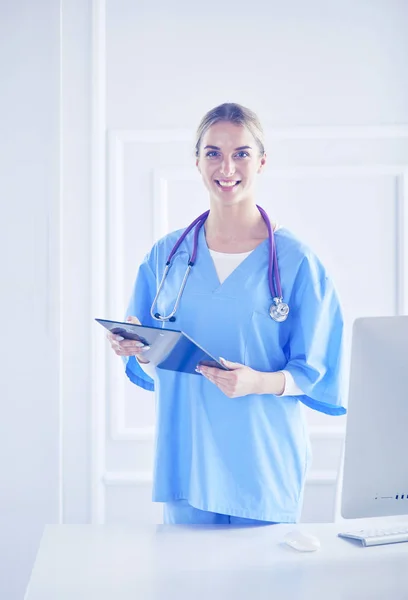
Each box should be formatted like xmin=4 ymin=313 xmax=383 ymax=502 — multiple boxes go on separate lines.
xmin=150 ymin=205 xmax=289 ymax=323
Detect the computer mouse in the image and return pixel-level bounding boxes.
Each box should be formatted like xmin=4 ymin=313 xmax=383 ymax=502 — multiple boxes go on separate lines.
xmin=283 ymin=530 xmax=320 ymax=552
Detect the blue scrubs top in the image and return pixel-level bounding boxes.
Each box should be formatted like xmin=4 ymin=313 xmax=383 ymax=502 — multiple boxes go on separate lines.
xmin=124 ymin=226 xmax=347 ymax=523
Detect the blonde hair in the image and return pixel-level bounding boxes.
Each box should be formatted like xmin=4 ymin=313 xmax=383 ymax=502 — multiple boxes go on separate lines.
xmin=195 ymin=103 xmax=265 ymax=157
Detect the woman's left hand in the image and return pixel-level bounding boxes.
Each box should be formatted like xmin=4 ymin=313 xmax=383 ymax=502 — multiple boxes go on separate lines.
xmin=197 ymin=358 xmax=262 ymax=398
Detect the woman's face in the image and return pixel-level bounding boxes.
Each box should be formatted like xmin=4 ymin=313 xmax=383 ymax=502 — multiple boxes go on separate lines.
xmin=196 ymin=121 xmax=266 ymax=206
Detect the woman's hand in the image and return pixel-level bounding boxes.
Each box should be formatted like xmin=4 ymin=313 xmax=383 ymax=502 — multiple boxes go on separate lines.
xmin=197 ymin=358 xmax=263 ymax=398
xmin=197 ymin=358 xmax=286 ymax=398
xmin=107 ymin=316 xmax=150 ymax=364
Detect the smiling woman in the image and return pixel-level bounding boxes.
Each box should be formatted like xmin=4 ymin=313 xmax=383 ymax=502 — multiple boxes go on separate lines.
xmin=195 ymin=105 xmax=266 ymax=210
xmin=107 ymin=102 xmax=347 ymax=526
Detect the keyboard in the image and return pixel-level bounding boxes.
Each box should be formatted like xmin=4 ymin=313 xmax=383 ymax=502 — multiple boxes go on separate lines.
xmin=338 ymin=525 xmax=408 ymax=547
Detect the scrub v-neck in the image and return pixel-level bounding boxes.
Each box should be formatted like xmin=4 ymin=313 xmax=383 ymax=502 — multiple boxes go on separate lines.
xmin=198 ymin=225 xmax=269 ymax=294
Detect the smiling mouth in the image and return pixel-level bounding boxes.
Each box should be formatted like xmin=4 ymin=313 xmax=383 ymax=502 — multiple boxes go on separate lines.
xmin=215 ymin=180 xmax=241 ymax=188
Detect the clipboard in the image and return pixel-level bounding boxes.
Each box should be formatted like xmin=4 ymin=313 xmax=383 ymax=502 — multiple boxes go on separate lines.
xmin=95 ymin=318 xmax=229 ymax=375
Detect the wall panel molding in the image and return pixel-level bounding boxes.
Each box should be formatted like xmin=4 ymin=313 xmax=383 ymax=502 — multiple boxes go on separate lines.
xmin=110 ymin=424 xmax=346 ymax=443
xmin=96 ymin=122 xmax=408 ymax=524
xmin=91 ymin=0 xmax=107 ymax=524
xmin=103 ymin=469 xmax=338 ymax=487
xmin=110 ymin=126 xmax=408 ymax=143
xmin=397 ymin=174 xmax=408 ymax=315
xmin=107 ymin=136 xmax=408 ymax=442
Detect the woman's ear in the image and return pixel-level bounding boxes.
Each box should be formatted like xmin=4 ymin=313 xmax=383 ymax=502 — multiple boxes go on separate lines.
xmin=196 ymin=157 xmax=201 ymax=173
xmin=258 ymin=153 xmax=267 ymax=174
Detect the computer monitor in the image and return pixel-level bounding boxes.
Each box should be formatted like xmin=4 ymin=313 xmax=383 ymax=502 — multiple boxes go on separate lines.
xmin=340 ymin=315 xmax=408 ymax=519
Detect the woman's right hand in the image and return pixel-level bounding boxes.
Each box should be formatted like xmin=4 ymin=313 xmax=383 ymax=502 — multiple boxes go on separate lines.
xmin=107 ymin=316 xmax=150 ymax=363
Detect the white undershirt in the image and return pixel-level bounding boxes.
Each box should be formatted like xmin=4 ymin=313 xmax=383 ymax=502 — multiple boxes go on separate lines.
xmin=138 ymin=238 xmax=304 ymax=397
xmin=208 ymin=249 xmax=253 ymax=284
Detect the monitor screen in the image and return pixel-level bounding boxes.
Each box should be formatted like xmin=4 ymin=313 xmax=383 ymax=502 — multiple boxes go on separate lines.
xmin=341 ymin=315 xmax=408 ymax=519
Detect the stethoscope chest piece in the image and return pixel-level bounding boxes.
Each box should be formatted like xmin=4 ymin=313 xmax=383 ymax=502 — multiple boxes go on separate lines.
xmin=269 ymin=297 xmax=290 ymax=322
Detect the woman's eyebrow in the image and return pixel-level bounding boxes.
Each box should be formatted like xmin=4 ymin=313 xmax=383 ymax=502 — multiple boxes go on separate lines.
xmin=203 ymin=145 xmax=252 ymax=151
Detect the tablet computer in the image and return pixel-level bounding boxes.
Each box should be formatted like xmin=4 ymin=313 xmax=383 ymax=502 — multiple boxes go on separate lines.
xmin=95 ymin=318 xmax=229 ymax=375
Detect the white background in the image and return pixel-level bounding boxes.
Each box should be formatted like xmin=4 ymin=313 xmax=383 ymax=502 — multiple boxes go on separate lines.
xmin=1 ymin=1 xmax=407 ymax=598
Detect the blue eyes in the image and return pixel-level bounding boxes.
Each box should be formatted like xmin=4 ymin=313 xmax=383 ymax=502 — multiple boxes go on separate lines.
xmin=205 ymin=151 xmax=250 ymax=159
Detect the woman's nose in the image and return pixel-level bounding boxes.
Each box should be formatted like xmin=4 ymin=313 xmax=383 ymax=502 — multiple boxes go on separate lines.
xmin=220 ymin=158 xmax=235 ymax=176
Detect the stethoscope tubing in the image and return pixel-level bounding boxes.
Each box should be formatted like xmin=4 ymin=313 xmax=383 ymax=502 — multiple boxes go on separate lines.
xmin=150 ymin=205 xmax=287 ymax=322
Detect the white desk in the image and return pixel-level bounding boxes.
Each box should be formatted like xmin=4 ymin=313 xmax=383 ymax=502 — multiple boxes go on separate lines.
xmin=25 ymin=520 xmax=408 ymax=600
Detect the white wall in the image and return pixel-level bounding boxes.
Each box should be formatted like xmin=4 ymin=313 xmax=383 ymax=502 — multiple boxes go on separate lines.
xmin=59 ymin=0 xmax=92 ymax=526
xmin=0 ymin=2 xmax=93 ymax=596
xmin=0 ymin=1 xmax=60 ymax=599
xmin=1 ymin=1 xmax=408 ymax=597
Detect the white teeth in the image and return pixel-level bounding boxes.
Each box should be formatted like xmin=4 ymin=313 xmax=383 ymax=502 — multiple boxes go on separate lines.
xmin=218 ymin=180 xmax=237 ymax=187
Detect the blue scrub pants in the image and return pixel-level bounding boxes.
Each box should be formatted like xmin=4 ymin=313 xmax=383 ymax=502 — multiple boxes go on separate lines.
xmin=163 ymin=500 xmax=277 ymax=525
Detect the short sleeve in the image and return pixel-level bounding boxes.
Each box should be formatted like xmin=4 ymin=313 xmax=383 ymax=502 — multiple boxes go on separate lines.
xmin=284 ymin=255 xmax=347 ymax=416
xmin=122 ymin=256 xmax=157 ymax=392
